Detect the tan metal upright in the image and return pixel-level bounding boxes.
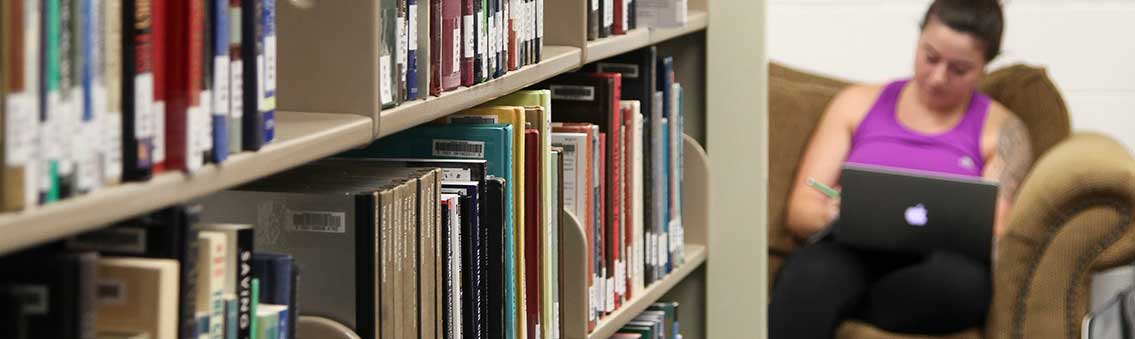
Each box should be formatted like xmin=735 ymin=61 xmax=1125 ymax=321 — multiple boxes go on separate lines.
xmin=706 ymin=0 xmax=768 ymax=338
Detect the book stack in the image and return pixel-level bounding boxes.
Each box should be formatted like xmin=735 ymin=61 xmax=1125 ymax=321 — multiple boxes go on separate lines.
xmin=381 ymin=0 xmax=545 ymax=109
xmin=0 ymin=0 xmax=278 ymax=213
xmin=584 ymin=0 xmax=687 ymax=41
xmin=608 ymin=302 xmax=681 ymax=339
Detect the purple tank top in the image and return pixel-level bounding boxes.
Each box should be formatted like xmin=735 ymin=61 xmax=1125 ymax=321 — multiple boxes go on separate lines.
xmin=846 ymin=80 xmax=990 ymax=177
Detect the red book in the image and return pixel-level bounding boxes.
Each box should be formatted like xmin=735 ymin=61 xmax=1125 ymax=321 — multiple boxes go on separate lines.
xmin=523 ymin=128 xmax=542 ymax=338
xmin=163 ymin=0 xmax=205 ymax=171
xmin=506 ymin=0 xmax=517 ymax=71
xmin=598 ymin=132 xmax=610 ymax=316
xmin=151 ymin=0 xmax=168 ymax=172
xmin=551 ymin=123 xmax=597 ymax=330
xmin=613 ymin=0 xmax=625 ymax=35
xmin=441 ymin=0 xmax=461 ymax=91
xmin=430 ymin=0 xmax=442 ymax=95
xmin=460 ymin=0 xmax=474 ymax=86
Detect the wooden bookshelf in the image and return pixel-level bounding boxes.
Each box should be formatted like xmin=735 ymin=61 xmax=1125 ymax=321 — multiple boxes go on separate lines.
xmin=0 ymin=111 xmax=373 ymax=255
xmin=377 ymin=46 xmax=583 ymax=138
xmin=589 ymin=245 xmax=708 ymax=339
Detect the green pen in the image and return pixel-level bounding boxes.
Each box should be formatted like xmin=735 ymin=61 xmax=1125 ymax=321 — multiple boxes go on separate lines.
xmin=807 ymin=178 xmax=841 ymax=199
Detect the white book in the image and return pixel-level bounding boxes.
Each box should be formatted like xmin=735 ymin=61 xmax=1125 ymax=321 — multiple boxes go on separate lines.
xmin=627 ymin=102 xmax=646 ymax=297
xmin=636 ymin=0 xmax=687 ymax=28
xmin=197 ymin=232 xmax=228 ymax=339
xmin=102 ymin=0 xmax=123 ymax=185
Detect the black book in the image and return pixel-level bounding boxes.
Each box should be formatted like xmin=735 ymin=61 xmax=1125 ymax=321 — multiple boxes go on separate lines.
xmin=66 ymin=206 xmax=201 ymax=339
xmin=240 ymin=0 xmax=266 ymax=150
xmin=0 ymin=251 xmax=98 ymax=339
xmin=0 ymin=290 xmax=19 ymax=339
xmin=121 ymin=0 xmax=155 ymax=181
xmin=483 ymin=176 xmax=506 ymax=339
xmin=474 ymin=0 xmax=485 ymax=84
xmin=439 ymin=195 xmax=461 ymax=339
xmin=598 ymin=0 xmax=611 ymax=38
xmin=628 ymin=0 xmax=636 ymax=29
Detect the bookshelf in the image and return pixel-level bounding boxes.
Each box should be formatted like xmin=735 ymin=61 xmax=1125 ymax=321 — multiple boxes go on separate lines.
xmin=0 ymin=111 xmax=372 ymax=255
xmin=0 ymin=0 xmax=777 ymax=336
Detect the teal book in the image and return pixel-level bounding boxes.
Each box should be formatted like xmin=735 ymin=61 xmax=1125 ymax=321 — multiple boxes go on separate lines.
xmin=225 ymin=298 xmax=238 ymax=339
xmin=343 ymin=124 xmax=515 ymax=338
xmin=250 ymin=278 xmax=260 ymax=339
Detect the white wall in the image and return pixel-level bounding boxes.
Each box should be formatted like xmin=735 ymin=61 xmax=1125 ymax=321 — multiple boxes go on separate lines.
xmin=769 ymin=0 xmax=1135 ymax=152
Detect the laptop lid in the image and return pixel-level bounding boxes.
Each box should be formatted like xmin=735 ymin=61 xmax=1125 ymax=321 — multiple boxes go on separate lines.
xmin=834 ymin=164 xmax=999 ymax=262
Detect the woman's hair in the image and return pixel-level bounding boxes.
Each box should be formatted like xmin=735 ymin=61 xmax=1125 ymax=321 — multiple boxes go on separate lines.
xmin=920 ymin=0 xmax=1004 ymax=62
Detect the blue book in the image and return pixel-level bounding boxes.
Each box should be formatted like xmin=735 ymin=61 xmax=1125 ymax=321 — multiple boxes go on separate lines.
xmin=261 ymin=0 xmax=276 ymax=143
xmin=211 ymin=0 xmax=231 ymax=163
xmin=277 ymin=308 xmax=289 ymax=339
xmin=343 ymin=124 xmax=513 ymax=338
xmin=660 ymin=117 xmax=671 ymax=274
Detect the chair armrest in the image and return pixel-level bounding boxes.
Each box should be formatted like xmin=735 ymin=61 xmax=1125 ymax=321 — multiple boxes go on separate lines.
xmin=986 ymin=133 xmax=1135 ymax=339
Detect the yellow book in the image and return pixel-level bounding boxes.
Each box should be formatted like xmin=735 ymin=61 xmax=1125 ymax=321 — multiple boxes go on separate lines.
xmin=95 ymin=258 xmax=180 ymax=339
xmin=438 ymin=106 xmax=528 ymax=339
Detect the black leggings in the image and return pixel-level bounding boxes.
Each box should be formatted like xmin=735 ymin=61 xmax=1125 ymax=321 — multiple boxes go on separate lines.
xmin=768 ymin=242 xmax=991 ymax=339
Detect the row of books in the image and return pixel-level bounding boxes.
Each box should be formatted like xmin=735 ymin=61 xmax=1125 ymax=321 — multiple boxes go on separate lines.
xmin=382 ymin=0 xmax=545 ymax=109
xmin=608 ymin=302 xmax=681 ymax=339
xmin=587 ymin=0 xmax=688 ymax=41
xmin=0 ymin=206 xmax=297 ymax=339
xmin=0 ymin=0 xmax=278 ymax=212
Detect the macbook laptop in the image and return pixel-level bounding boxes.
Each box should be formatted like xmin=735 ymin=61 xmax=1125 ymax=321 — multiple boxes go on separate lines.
xmin=833 ymin=164 xmax=999 ymax=262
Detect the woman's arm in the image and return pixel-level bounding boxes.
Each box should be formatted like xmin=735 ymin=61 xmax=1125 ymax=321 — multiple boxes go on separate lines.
xmin=785 ymin=85 xmax=876 ymax=239
xmin=982 ymin=109 xmax=1033 ymax=237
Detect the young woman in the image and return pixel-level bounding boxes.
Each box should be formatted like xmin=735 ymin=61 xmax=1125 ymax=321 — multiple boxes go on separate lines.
xmin=769 ymin=0 xmax=1032 ymax=337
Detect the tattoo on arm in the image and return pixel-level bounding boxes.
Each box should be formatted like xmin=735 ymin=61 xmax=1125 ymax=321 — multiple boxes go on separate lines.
xmin=997 ymin=116 xmax=1033 ymax=202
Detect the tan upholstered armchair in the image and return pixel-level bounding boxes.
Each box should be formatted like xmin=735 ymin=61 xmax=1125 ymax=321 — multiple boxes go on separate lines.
xmin=767 ymin=62 xmax=1135 ymax=339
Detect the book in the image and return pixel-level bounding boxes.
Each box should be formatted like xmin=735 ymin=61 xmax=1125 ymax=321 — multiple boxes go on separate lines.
xmin=2 ymin=0 xmax=30 ymax=211
xmin=599 ymin=0 xmax=612 ymax=37
xmin=656 ymin=56 xmax=672 ymax=274
xmin=255 ymin=304 xmax=286 ymax=339
xmin=586 ymin=0 xmax=598 ymax=40
xmin=406 ymin=0 xmax=420 ymax=100
xmin=95 ymin=257 xmax=180 ymax=339
xmin=60 ymin=0 xmax=84 ymax=198
xmin=522 ymin=106 xmax=554 ymax=339
xmin=440 ymin=0 xmax=461 ymax=92
xmin=647 ymin=302 xmax=679 ymax=339
xmin=473 ymin=0 xmax=485 ymax=84
xmin=197 ymin=232 xmax=228 ymax=339
xmin=210 ymin=0 xmax=230 ymax=163
xmin=439 ymin=194 xmax=463 ymax=339
xmin=77 ymin=0 xmax=103 ymax=195
xmin=227 ymin=0 xmax=242 ymax=153
xmin=550 ymin=147 xmax=564 ymax=339
xmin=394 ymin=0 xmax=407 ymax=103
xmin=67 ymin=206 xmax=202 ymax=339
xmin=197 ymin=223 xmax=254 ymax=339
xmin=550 ymin=125 xmax=596 ymax=329
xmin=461 ymin=0 xmax=474 ymax=86
xmin=416 ymin=169 xmax=441 ymax=339
xmin=669 ymin=83 xmax=683 ymax=268
xmin=506 ymin=0 xmax=517 ymax=71
xmin=103 ymin=0 xmax=123 ymax=186
xmin=613 ymin=0 xmax=625 ymax=34
xmin=149 ymin=0 xmax=167 ymax=174
xmin=260 ymin=0 xmax=276 ymax=144
xmin=248 ymin=279 xmax=258 ymax=339
xmin=629 ymin=106 xmax=645 ymax=297
xmin=429 ymin=0 xmax=442 ymax=96
xmin=599 ymin=132 xmax=613 ymax=315
xmin=483 ymin=176 xmax=507 ymax=339
xmin=636 ymin=0 xmax=686 ymax=28
xmin=162 ymin=0 xmax=205 ymax=172
xmin=523 ymin=128 xmax=541 ymax=339
xmin=240 ymin=0 xmax=267 ymax=150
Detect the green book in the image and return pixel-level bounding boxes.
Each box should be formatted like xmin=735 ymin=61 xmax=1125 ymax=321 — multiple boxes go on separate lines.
xmin=250 ymin=278 xmax=260 ymax=338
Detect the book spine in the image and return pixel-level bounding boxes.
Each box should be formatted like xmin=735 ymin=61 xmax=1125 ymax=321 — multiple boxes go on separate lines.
xmin=396 ymin=0 xmax=407 ymax=102
xmin=182 ymin=210 xmax=202 ymax=339
xmin=249 ymin=278 xmax=259 ymax=339
xmin=613 ymin=0 xmax=623 ymax=34
xmin=120 ymin=0 xmax=153 ymax=182
xmin=627 ymin=0 xmax=634 ymax=29
xmin=485 ymin=0 xmax=495 ymax=79
xmin=78 ymin=252 xmax=98 ymax=339
xmin=102 ymin=0 xmax=122 ymax=185
xmin=429 ymin=0 xmax=441 ymax=96
xmin=57 ymin=0 xmax=78 ymax=198
xmin=77 ymin=0 xmax=99 ymax=195
xmin=598 ymin=133 xmax=611 ymax=317
xmin=226 ymin=0 xmax=241 ymax=153
xmin=236 ymin=227 xmax=254 ymax=339
xmin=419 ymin=172 xmax=438 ymax=339
xmin=199 ymin=0 xmax=213 ymax=167
xmin=406 ymin=0 xmax=418 ymax=100
xmin=149 ymin=0 xmax=166 ymax=173
xmin=259 ymin=0 xmax=274 ymax=143
xmin=239 ymin=0 xmax=262 ymax=150
xmin=225 ymin=298 xmax=238 ymax=339
xmin=587 ymin=0 xmax=597 ymax=40
xmin=622 ymin=104 xmax=633 ymax=301
xmin=207 ymin=235 xmax=227 ymax=339
xmin=460 ymin=0 xmax=473 ymax=86
xmin=162 ymin=0 xmax=203 ymax=172
xmin=506 ymin=0 xmax=516 ymax=71
xmin=210 ymin=0 xmax=229 ymax=163
xmin=534 ymin=0 xmax=541 ymax=62
xmin=3 ymin=0 xmax=32 ymax=211
xmin=380 ymin=189 xmax=396 ymax=339
xmin=474 ymin=0 xmax=485 ymax=83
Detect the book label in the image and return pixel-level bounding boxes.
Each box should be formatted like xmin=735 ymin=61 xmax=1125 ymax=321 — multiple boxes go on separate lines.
xmin=265 ymin=36 xmax=277 ymax=104
xmin=463 ymin=15 xmax=474 ymax=58
xmin=549 ymin=85 xmax=595 ymax=102
xmin=7 ymin=285 xmax=49 ymax=314
xmin=447 ymin=114 xmax=498 ymax=124
xmin=603 ymin=0 xmax=613 ymax=27
xmin=105 ymin=111 xmax=123 ymax=180
xmin=440 ymin=168 xmax=473 ymax=181
xmin=537 ymin=0 xmax=543 ymax=38
xmin=588 ymin=285 xmax=596 ymax=321
xmin=288 ymin=211 xmax=348 ymax=233
xmin=398 ymin=16 xmax=407 ymax=78
xmin=615 ymin=260 xmax=625 ymax=295
xmin=452 ymin=25 xmax=461 ymax=73
xmin=432 ymin=139 xmax=485 ymax=159
xmin=153 ymin=101 xmax=165 ymax=163
xmin=409 ymin=5 xmax=419 ymax=50
xmin=380 ymin=55 xmax=393 ymax=104
xmin=605 ymin=277 xmax=614 ymax=312
xmin=5 ymin=95 xmax=34 ymax=165
xmin=596 ymin=63 xmax=638 ymax=79
xmin=215 ymin=58 xmax=230 ymax=115
xmin=231 ymin=60 xmax=243 ymax=119
xmin=591 ymin=0 xmax=598 ymax=13
xmin=96 ymin=279 xmax=128 ymax=305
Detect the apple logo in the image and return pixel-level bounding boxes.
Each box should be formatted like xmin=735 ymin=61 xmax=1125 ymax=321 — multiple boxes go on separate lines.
xmin=905 ymin=204 xmax=928 ymax=226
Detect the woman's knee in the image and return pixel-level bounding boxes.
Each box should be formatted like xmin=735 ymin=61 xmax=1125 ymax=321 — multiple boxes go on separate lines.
xmin=774 ymin=243 xmax=870 ymax=292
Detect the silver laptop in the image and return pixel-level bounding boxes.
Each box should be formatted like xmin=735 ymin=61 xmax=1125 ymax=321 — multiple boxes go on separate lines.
xmin=833 ymin=164 xmax=999 ymax=262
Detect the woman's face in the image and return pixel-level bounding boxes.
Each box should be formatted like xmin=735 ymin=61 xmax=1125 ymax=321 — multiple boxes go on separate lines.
xmin=913 ymin=17 xmax=989 ymax=112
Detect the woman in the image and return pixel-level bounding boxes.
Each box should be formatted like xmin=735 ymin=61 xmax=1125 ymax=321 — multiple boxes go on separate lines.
xmin=768 ymin=0 xmax=1032 ymax=338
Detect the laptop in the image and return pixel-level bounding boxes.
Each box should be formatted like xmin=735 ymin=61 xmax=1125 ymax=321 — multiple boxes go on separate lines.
xmin=833 ymin=164 xmax=999 ymax=262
